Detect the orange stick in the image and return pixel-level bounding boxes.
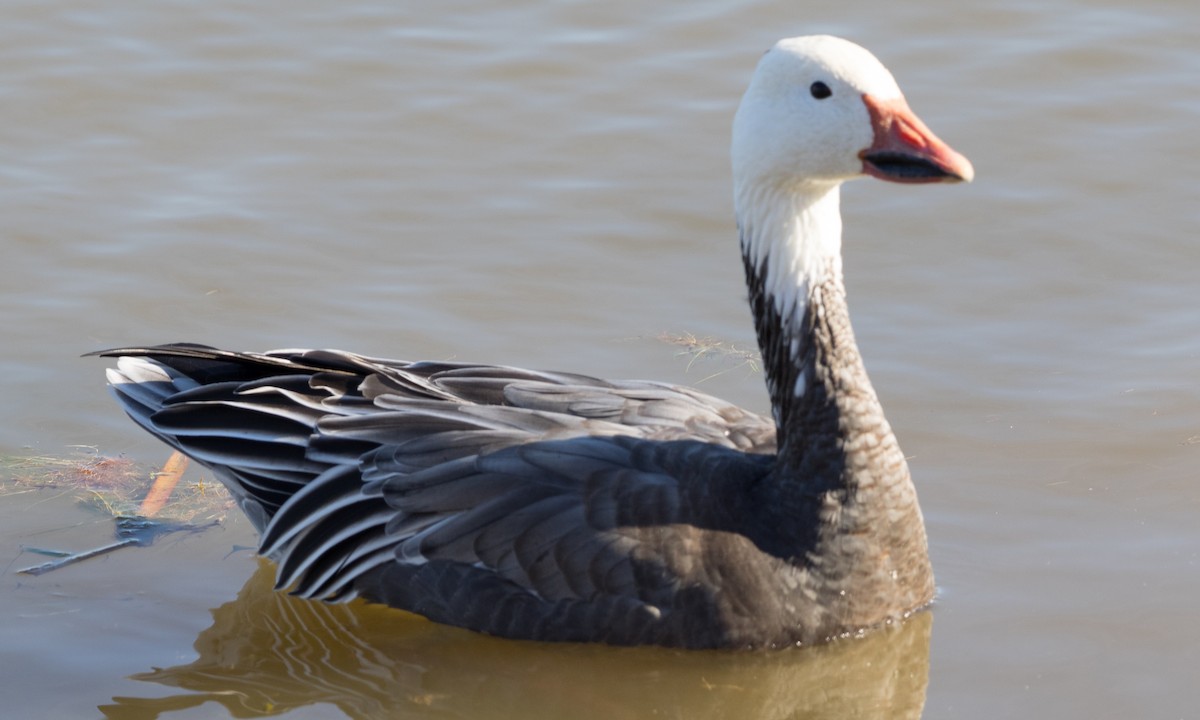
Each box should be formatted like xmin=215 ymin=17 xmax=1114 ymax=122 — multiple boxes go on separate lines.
xmin=139 ymin=451 xmax=189 ymax=517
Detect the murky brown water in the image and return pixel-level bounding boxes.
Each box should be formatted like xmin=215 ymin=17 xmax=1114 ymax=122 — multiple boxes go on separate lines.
xmin=2 ymin=1 xmax=1198 ymax=718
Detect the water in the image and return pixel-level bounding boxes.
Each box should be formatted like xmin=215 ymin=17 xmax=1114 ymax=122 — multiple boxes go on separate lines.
xmin=2 ymin=1 xmax=1198 ymax=718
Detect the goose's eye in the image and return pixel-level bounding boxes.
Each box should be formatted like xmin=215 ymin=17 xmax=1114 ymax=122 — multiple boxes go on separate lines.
xmin=810 ymin=81 xmax=832 ymax=100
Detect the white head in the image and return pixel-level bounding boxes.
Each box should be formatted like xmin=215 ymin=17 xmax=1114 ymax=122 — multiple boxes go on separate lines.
xmin=732 ymin=36 xmax=973 ymax=345
xmin=732 ymin=35 xmax=973 ymax=201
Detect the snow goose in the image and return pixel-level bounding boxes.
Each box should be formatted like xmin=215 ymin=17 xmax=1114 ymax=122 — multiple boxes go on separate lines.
xmin=95 ymin=35 xmax=972 ymax=648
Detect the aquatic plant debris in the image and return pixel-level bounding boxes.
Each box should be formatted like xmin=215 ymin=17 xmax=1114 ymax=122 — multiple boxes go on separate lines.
xmin=4 ymin=447 xmax=232 ymax=575
xmin=653 ymin=332 xmax=761 ymax=383
xmin=1 ymin=447 xmax=231 ymax=523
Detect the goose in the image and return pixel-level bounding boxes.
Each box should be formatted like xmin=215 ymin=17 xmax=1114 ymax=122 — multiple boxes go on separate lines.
xmin=95 ymin=35 xmax=972 ymax=649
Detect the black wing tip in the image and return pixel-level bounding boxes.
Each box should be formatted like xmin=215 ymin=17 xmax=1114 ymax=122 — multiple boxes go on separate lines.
xmin=84 ymin=342 xmax=221 ymax=359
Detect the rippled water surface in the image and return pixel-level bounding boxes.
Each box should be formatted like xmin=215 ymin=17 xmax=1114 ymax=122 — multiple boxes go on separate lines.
xmin=2 ymin=1 xmax=1198 ymax=718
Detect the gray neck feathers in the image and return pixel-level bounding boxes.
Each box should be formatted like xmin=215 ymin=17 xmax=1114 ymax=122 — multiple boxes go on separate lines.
xmin=737 ymin=182 xmax=909 ymax=494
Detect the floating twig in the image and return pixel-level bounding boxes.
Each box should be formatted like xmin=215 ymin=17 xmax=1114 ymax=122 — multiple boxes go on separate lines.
xmin=139 ymin=451 xmax=189 ymax=517
xmin=17 ymin=538 xmax=139 ymax=575
xmin=16 ymin=514 xmax=219 ymax=576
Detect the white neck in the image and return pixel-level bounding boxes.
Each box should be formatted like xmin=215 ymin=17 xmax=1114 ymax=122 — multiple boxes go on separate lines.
xmin=736 ymin=178 xmax=878 ymax=454
xmin=737 ymin=181 xmax=845 ymax=340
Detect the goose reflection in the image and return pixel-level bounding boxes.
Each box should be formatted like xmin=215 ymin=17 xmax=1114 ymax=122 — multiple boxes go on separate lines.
xmin=101 ymin=561 xmax=931 ymax=719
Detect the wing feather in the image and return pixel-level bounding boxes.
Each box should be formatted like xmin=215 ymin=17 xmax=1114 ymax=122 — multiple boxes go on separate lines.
xmin=96 ymin=344 xmax=782 ymax=645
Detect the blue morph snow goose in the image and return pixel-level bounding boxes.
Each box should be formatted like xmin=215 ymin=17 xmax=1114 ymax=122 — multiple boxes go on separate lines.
xmin=96 ymin=36 xmax=972 ymax=649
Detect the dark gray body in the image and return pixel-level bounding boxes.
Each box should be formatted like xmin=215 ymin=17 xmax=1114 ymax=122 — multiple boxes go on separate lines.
xmin=99 ymin=252 xmax=933 ymax=649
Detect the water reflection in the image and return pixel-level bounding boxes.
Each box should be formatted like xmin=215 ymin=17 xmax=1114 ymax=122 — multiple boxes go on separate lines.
xmin=101 ymin=560 xmax=931 ymax=720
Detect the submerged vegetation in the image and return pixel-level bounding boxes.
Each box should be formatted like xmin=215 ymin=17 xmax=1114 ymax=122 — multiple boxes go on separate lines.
xmin=1 ymin=447 xmax=231 ymax=525
xmin=4 ymin=448 xmax=233 ymax=575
